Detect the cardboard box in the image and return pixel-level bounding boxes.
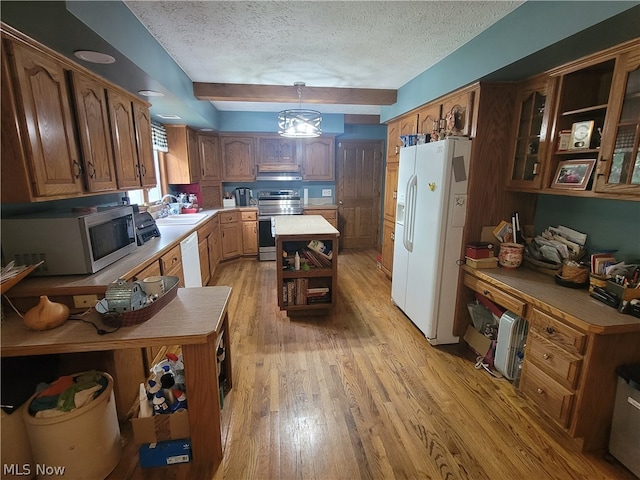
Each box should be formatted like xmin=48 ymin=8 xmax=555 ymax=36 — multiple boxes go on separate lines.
xmin=463 ymin=325 xmax=492 ymax=357
xmin=139 ymin=439 xmax=191 ymax=468
xmin=132 ymin=410 xmax=190 ymax=445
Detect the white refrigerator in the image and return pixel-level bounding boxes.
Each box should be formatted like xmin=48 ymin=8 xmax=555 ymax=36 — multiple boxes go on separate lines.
xmin=391 ymin=138 xmax=472 ymax=345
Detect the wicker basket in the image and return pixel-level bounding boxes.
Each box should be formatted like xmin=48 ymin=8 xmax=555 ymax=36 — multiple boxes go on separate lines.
xmin=557 ymin=263 xmax=589 ymax=284
xmin=589 ymin=273 xmax=610 ymax=293
xmin=100 ymin=276 xmax=180 ymax=327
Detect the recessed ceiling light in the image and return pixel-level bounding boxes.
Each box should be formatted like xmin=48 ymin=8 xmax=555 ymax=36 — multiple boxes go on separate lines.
xmin=200 ymin=128 xmax=214 ymax=132
xmin=157 ymin=114 xmax=181 ymax=119
xmin=138 ymin=90 xmax=165 ymax=97
xmin=73 ymin=50 xmax=115 ymax=64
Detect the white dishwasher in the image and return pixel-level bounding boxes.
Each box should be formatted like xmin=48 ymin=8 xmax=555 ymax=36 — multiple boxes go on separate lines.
xmin=180 ymin=231 xmax=202 ymax=288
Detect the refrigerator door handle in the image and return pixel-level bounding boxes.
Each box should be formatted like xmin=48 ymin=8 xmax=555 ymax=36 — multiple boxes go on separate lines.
xmin=404 ymin=174 xmax=417 ymax=252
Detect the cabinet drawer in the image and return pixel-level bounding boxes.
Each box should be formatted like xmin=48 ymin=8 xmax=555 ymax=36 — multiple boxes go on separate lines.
xmin=241 ymin=210 xmax=257 ymax=221
xmin=197 ymin=219 xmax=214 ymax=240
xmin=161 ymin=244 xmax=182 ymax=273
xmin=521 ymin=361 xmax=574 ymax=428
xmin=463 ymin=274 xmax=526 ymax=316
xmin=130 ymin=260 xmax=161 ymax=282
xmin=526 ymin=330 xmax=582 ymax=389
xmin=219 ymin=211 xmax=239 ymax=224
xmin=530 ymin=309 xmax=587 ymax=356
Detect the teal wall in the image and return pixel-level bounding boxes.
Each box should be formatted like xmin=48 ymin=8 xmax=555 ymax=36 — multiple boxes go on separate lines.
xmin=381 ymin=2 xmax=639 ymax=122
xmin=535 ymin=195 xmax=640 ymax=262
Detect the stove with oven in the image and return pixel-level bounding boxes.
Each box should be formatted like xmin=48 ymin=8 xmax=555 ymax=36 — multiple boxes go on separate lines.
xmin=257 ymin=190 xmax=303 ymax=261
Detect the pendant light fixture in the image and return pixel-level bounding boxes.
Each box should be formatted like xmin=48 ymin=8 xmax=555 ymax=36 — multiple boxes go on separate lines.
xmin=278 ymin=82 xmax=322 ymax=138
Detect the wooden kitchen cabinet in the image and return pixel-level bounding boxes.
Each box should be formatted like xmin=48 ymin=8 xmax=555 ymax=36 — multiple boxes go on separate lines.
xmin=165 ymin=125 xmax=201 ymax=184
xmin=300 ymin=137 xmax=335 ymax=181
xmin=208 ymin=216 xmax=222 ymax=278
xmin=1 ymin=23 xmax=155 ymax=202
xmin=386 ymin=119 xmax=401 ymax=164
xmin=69 ymin=71 xmax=119 ymax=193
xmin=240 ymin=210 xmax=258 ymax=256
xmin=107 ymin=90 xmax=156 ymax=189
xmin=462 ymin=266 xmax=640 ymax=451
xmin=197 ymin=217 xmax=214 ymax=286
xmin=416 ymin=103 xmax=441 ymax=137
xmin=380 ymin=218 xmax=395 ymax=278
xmin=1 ymin=36 xmax=84 ymax=199
xmin=257 ymin=136 xmax=297 ymax=165
xmin=383 ymin=162 xmax=398 ymax=222
xmin=221 ymin=135 xmax=256 ymax=181
xmin=543 ymin=39 xmax=640 ymax=199
xmin=132 ymin=101 xmax=156 ymax=188
xmin=506 ymin=75 xmax=554 ymax=191
xmin=219 ymin=210 xmax=243 ymax=259
xmin=594 ymin=43 xmax=640 ymax=196
xmin=199 ymin=133 xmax=222 ymax=185
xmin=199 ymin=233 xmax=210 ymax=286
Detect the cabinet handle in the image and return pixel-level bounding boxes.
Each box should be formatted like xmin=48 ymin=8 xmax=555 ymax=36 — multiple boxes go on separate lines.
xmin=546 ymin=326 xmax=555 ymax=334
xmin=140 ymin=164 xmax=147 ymax=176
xmin=483 ymin=290 xmax=490 ymax=296
xmin=87 ymin=162 xmax=96 ymax=178
xmin=542 ymin=353 xmax=550 ymax=360
xmin=72 ymin=160 xmax=82 ymax=179
xmin=390 ymin=232 xmax=395 ymax=241
xmin=532 ymin=163 xmax=539 ymax=175
xmin=536 ymin=388 xmax=544 ymax=395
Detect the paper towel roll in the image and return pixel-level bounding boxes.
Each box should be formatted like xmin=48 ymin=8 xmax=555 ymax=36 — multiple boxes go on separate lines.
xmin=303 ymin=188 xmax=309 ymax=205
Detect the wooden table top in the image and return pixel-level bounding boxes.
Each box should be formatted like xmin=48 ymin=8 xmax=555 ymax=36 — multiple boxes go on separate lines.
xmin=1 ymin=286 xmax=232 ymax=357
xmin=275 ymin=215 xmax=339 ymax=236
xmin=462 ymin=265 xmax=640 ymax=334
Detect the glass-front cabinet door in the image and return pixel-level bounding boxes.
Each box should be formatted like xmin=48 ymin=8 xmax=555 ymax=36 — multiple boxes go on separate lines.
xmin=595 ymin=50 xmax=640 ymax=196
xmin=507 ymin=76 xmax=553 ymax=190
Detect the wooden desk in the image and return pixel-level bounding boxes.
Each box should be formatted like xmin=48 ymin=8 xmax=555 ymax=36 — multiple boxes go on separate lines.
xmin=1 ymin=287 xmax=233 ymax=471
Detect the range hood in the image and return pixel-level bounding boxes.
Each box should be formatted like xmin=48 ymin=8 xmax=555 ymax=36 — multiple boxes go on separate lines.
xmin=255 ymin=164 xmax=302 ymax=181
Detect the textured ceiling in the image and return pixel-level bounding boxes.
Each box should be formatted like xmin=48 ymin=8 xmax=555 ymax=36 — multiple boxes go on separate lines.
xmin=124 ymin=1 xmax=523 ymax=114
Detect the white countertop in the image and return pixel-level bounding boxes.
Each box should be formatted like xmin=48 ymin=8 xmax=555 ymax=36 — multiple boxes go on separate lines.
xmin=274 ymin=215 xmax=339 ymax=236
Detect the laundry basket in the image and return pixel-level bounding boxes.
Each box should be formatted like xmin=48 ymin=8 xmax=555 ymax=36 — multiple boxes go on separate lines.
xmin=22 ymin=372 xmax=121 ymax=479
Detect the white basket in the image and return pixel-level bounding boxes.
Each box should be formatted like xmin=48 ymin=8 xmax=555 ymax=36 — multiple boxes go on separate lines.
xmin=23 ymin=372 xmax=121 ymax=479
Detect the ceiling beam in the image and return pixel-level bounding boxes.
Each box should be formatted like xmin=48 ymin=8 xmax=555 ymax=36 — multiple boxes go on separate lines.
xmin=193 ymin=83 xmax=397 ymax=105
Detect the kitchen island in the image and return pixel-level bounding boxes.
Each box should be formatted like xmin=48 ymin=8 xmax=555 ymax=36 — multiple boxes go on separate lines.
xmin=1 ymin=286 xmax=233 ymax=476
xmin=275 ymin=215 xmax=339 ymax=313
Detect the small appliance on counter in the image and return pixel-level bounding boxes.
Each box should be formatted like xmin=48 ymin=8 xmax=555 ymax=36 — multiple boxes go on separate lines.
xmin=134 ymin=210 xmax=161 ymax=245
xmin=234 ymin=187 xmax=252 ymax=206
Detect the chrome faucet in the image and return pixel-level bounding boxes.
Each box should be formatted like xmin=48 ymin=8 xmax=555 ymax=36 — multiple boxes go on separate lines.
xmin=161 ymin=194 xmax=179 ymax=204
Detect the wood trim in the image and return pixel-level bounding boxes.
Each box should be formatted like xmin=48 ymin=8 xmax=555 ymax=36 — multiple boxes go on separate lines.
xmin=344 ymin=114 xmax=381 ymax=124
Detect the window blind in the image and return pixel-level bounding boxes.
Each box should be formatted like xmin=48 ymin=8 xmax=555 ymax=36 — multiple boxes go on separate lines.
xmin=151 ymin=122 xmax=168 ymax=152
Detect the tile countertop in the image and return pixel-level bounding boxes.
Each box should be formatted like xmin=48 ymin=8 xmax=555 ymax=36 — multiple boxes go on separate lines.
xmin=5 ymin=208 xmax=255 ymax=298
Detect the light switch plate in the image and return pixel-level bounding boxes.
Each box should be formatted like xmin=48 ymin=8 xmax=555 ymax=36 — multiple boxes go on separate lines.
xmin=322 ymin=189 xmax=332 ymax=197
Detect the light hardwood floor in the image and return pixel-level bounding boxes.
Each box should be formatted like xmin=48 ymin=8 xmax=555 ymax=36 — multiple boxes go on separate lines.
xmin=125 ymin=249 xmax=634 ymax=479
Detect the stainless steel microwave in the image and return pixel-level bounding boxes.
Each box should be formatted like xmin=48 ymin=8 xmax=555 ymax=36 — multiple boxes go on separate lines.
xmin=1 ymin=206 xmax=139 ymax=276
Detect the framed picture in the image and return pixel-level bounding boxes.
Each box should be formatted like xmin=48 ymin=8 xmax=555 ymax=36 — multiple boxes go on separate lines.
xmin=551 ymin=159 xmax=596 ymax=190
xmin=568 ymin=120 xmax=594 ymax=150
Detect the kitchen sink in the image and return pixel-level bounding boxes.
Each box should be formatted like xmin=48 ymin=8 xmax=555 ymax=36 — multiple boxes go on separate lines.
xmin=155 ymin=213 xmax=208 ymax=225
